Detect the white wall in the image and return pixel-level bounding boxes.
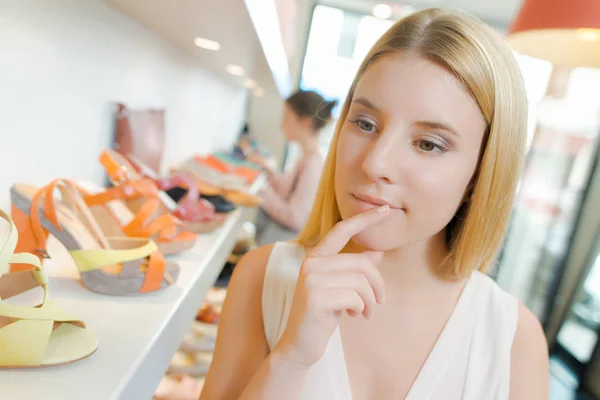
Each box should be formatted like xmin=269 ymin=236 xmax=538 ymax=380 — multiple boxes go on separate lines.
xmin=0 ymin=0 xmax=247 ymax=208
xmin=289 ymin=0 xmax=314 ymax=88
xmin=245 ymin=43 xmax=288 ymax=169
xmin=247 ymin=89 xmax=286 ymax=168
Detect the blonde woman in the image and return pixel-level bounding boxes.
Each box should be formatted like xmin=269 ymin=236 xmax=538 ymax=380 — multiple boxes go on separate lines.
xmin=201 ymin=8 xmax=548 ymax=400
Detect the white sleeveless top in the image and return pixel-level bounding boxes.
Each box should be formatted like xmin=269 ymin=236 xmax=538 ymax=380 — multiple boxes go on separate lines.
xmin=262 ymin=242 xmax=519 ymax=400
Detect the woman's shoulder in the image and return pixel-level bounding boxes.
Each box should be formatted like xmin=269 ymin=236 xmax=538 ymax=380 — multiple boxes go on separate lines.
xmin=469 ymin=271 xmax=520 ymax=338
xmin=262 ymin=241 xmax=308 ymax=280
xmin=235 ymin=241 xmax=307 ymax=285
xmin=471 ymin=270 xmax=547 ymax=357
xmin=475 ymin=271 xmax=550 ymax=396
xmin=509 ymin=302 xmax=549 ymax=396
xmin=459 ymin=272 xmax=548 ymax=396
xmin=227 ymin=244 xmax=275 ymax=303
xmin=471 ymin=270 xmax=518 ymax=307
xmin=234 ymin=243 xmax=275 ymax=274
xmin=244 ymin=242 xmax=307 ymax=349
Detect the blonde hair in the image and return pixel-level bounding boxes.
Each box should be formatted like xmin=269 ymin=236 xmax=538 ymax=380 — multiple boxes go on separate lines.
xmin=296 ymin=8 xmax=528 ymax=277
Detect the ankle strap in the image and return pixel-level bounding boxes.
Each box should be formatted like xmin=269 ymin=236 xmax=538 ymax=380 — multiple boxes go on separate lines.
xmin=0 ymin=209 xmax=18 ymax=277
xmin=100 ymin=149 xmax=139 ymax=184
xmin=0 ymin=209 xmax=51 ymax=304
xmin=30 ymin=180 xmax=110 ymax=254
xmin=83 ymin=179 xmax=158 ymax=207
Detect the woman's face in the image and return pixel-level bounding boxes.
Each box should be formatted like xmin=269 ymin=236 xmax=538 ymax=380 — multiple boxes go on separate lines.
xmin=281 ymin=105 xmax=311 ymax=142
xmin=335 ymin=53 xmax=487 ymax=251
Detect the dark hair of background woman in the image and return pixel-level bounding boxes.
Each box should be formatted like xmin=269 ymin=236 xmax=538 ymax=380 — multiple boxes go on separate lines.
xmin=285 ymin=90 xmax=339 ymax=132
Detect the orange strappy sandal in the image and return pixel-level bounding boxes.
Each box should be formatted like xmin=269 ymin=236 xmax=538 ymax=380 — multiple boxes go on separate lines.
xmin=81 ymin=150 xmax=197 ymax=255
xmin=196 ymin=154 xmax=260 ymax=184
xmin=10 ymin=180 xmax=178 ymax=295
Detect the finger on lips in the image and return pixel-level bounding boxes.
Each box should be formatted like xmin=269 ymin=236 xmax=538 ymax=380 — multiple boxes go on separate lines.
xmin=310 ymin=205 xmax=390 ymax=257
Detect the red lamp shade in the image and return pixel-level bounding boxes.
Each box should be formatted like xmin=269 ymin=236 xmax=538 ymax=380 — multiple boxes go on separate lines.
xmin=507 ymin=0 xmax=600 ymax=68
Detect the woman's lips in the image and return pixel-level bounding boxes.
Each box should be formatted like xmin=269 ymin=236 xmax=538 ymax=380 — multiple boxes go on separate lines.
xmin=351 ymin=193 xmax=405 ymax=212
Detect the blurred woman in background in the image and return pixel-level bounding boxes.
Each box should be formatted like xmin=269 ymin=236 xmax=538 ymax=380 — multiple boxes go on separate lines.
xmin=255 ymin=90 xmax=337 ymax=245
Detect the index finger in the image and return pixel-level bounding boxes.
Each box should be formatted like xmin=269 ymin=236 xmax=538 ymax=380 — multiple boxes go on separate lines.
xmin=310 ymin=205 xmax=390 ymax=256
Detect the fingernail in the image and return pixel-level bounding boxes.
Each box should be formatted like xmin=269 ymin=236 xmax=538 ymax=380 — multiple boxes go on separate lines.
xmin=377 ymin=205 xmax=389 ymax=213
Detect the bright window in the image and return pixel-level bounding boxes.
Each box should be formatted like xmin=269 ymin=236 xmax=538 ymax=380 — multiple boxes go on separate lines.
xmin=299 ymin=5 xmax=394 ymax=156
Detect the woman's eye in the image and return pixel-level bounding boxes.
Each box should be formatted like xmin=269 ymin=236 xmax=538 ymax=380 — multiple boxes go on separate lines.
xmin=359 ymin=120 xmax=374 ymax=131
xmin=419 ymin=140 xmax=436 ymax=152
xmin=350 ymin=118 xmax=378 ymax=133
xmin=417 ymin=139 xmax=447 ymax=154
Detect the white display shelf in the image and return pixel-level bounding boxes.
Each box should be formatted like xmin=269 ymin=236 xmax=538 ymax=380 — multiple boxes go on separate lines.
xmin=2 ymin=199 xmax=257 ymax=400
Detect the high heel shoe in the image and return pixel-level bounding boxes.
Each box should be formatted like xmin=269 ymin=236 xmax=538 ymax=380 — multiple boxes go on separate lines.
xmin=176 ymin=157 xmax=262 ymax=207
xmin=81 ymin=149 xmax=197 ymax=254
xmin=125 ymin=153 xmax=228 ymax=233
xmin=153 ymin=174 xmax=227 ymax=233
xmin=179 ymin=157 xmax=249 ymax=191
xmin=212 ymin=151 xmax=262 ymax=171
xmin=165 ymin=189 xmax=237 ymax=215
xmin=10 ymin=179 xmax=179 ymax=295
xmin=0 ymin=208 xmax=98 ymax=368
xmin=195 ymin=154 xmax=260 ymax=184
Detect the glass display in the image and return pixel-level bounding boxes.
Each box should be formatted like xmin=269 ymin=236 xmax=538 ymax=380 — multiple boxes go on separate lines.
xmin=495 ymin=66 xmax=600 ymax=323
xmin=557 ymin=245 xmax=600 ymax=363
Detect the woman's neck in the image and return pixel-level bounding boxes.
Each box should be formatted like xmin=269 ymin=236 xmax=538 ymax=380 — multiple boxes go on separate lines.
xmin=351 ymin=232 xmax=461 ymax=300
xmin=298 ymin=134 xmax=319 ymax=155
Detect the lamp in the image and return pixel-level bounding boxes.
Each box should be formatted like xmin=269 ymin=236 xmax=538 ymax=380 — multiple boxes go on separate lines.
xmin=507 ymin=0 xmax=600 ymax=68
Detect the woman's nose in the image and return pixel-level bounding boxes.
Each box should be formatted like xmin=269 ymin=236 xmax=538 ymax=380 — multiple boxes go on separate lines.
xmin=361 ymin=130 xmax=403 ymax=184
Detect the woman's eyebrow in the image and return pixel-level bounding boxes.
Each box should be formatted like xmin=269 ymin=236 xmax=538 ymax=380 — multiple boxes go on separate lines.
xmin=352 ymin=97 xmax=382 ymax=112
xmin=415 ymin=120 xmax=460 ymax=137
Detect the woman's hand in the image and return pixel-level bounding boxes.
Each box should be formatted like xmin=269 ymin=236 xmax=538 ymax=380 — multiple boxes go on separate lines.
xmin=275 ymin=205 xmax=390 ymax=368
xmin=248 ymin=153 xmax=270 ymax=169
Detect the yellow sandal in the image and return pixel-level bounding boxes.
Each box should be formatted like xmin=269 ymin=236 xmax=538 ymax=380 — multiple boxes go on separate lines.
xmin=0 ymin=209 xmax=98 ymax=368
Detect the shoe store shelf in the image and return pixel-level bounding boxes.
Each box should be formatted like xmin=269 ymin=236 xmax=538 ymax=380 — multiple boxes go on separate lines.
xmin=3 ymin=195 xmax=259 ymax=400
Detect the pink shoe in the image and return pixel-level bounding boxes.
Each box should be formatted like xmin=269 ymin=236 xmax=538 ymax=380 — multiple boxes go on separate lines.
xmin=124 ymin=152 xmax=228 ymax=233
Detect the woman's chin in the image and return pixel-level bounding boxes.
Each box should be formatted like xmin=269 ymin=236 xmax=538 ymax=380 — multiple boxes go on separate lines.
xmin=350 ymin=228 xmax=404 ymax=252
